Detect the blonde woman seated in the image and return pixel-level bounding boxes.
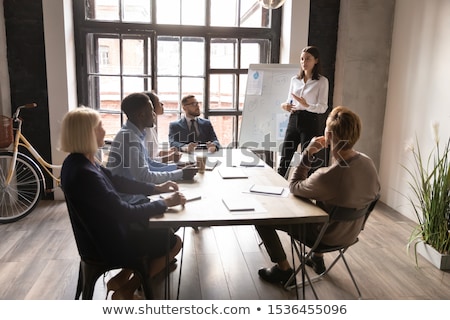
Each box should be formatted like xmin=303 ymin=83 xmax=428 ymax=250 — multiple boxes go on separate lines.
xmin=60 ymin=106 xmax=185 ymax=299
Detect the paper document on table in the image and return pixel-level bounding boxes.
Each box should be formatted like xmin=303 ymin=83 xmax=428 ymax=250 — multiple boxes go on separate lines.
xmin=222 ymin=196 xmax=257 ymax=212
xmin=150 ymin=190 xmax=202 ymax=202
xmin=249 ymin=184 xmax=285 ymax=196
xmin=218 ymin=167 xmax=248 ymax=179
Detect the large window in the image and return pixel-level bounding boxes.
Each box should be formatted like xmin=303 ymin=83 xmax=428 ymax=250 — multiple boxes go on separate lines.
xmin=74 ymin=0 xmax=281 ymax=147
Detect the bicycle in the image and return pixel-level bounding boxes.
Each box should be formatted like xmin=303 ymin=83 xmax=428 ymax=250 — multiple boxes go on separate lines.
xmin=0 ymin=103 xmax=61 ymax=223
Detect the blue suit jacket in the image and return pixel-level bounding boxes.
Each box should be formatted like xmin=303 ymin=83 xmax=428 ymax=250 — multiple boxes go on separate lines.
xmin=169 ymin=117 xmax=221 ymax=150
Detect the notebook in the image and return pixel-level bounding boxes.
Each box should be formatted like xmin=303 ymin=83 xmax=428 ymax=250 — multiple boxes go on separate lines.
xmin=249 ymin=184 xmax=285 ymax=196
xmin=222 ymin=196 xmax=256 ymax=212
xmin=218 ymin=167 xmax=248 ymax=179
xmin=205 ymin=159 xmax=221 ymax=171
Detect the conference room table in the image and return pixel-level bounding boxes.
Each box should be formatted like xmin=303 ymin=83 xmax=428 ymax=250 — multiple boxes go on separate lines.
xmin=148 ymin=148 xmax=329 ymax=299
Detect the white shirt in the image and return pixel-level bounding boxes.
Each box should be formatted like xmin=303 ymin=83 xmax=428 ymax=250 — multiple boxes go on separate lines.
xmin=287 ymin=75 xmax=329 ymax=113
xmin=144 ymin=127 xmax=160 ymax=160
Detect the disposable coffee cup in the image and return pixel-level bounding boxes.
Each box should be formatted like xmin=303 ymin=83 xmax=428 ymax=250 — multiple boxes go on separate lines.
xmin=196 ymin=155 xmax=207 ymax=173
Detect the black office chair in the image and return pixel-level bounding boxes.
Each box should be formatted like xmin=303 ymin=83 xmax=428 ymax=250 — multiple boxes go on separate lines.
xmin=285 ymin=194 xmax=380 ymax=299
xmin=64 ymin=197 xmax=154 ymax=300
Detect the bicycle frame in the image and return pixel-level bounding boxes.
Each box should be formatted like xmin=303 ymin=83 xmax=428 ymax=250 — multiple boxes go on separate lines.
xmin=5 ymin=104 xmax=61 ymax=192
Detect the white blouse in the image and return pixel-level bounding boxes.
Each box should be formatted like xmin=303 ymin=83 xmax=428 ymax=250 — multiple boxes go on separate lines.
xmin=286 ymin=75 xmax=329 ymax=114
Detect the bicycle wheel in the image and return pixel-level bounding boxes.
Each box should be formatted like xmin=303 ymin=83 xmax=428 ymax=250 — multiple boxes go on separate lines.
xmin=0 ymin=151 xmax=43 ymax=223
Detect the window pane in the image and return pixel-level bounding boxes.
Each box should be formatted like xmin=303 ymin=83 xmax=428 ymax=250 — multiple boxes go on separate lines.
xmin=240 ymin=0 xmax=270 ymax=28
xmin=156 ymin=113 xmax=179 ymax=144
xmin=209 ymin=116 xmax=235 ymax=148
xmin=182 ymin=37 xmax=205 ymax=76
xmin=181 ymin=78 xmax=204 ymax=108
xmin=89 ymin=37 xmax=120 ymax=74
xmin=90 ymin=75 xmax=121 ymax=110
xmin=157 ymin=77 xmax=180 ymax=111
xmin=239 ymin=74 xmax=247 ymax=110
xmin=86 ymin=0 xmax=120 ymax=21
xmin=123 ymin=77 xmax=146 ymax=97
xmin=210 ymin=74 xmax=235 ymax=110
xmin=123 ymin=0 xmax=151 ymax=22
xmin=156 ymin=0 xmax=181 ymax=24
xmin=210 ymin=0 xmax=238 ymax=27
xmin=210 ymin=39 xmax=237 ymax=69
xmin=241 ymin=40 xmax=262 ymax=68
xmin=158 ymin=37 xmax=180 ymax=76
xmin=100 ymin=112 xmax=122 ymax=141
xmin=181 ymin=0 xmax=205 ymax=26
xmin=123 ymin=39 xmax=145 ymax=74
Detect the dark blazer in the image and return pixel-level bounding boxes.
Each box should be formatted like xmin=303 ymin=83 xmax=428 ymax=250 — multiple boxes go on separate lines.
xmin=169 ymin=117 xmax=221 ymax=150
xmin=61 ymin=153 xmax=167 ymax=264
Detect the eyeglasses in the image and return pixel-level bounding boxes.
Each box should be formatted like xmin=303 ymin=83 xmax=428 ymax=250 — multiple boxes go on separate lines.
xmin=184 ymin=101 xmax=200 ymax=107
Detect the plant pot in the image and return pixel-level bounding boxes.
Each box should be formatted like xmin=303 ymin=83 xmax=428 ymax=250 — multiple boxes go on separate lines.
xmin=416 ymin=241 xmax=450 ymax=270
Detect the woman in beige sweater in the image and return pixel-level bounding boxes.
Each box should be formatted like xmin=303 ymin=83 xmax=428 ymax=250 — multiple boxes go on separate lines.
xmin=256 ymin=106 xmax=380 ymax=285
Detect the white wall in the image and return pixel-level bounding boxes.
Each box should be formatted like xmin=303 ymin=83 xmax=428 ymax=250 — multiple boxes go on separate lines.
xmin=379 ymin=0 xmax=450 ymax=220
xmin=42 ymin=0 xmax=77 ymax=200
xmin=280 ymin=0 xmax=309 ymax=64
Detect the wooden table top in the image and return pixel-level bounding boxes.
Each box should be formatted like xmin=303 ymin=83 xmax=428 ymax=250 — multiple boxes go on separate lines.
xmin=149 ymin=148 xmax=328 ymax=228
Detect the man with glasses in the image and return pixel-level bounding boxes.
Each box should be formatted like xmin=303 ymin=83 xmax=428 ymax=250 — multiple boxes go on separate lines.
xmin=169 ymin=95 xmax=221 ymax=153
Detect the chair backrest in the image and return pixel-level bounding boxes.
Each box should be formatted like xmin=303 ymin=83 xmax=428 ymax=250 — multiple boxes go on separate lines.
xmin=310 ymin=194 xmax=380 ymax=252
xmin=329 ymin=194 xmax=380 ymax=231
xmin=360 ymin=194 xmax=380 ymax=230
xmin=64 ymin=195 xmax=104 ymax=262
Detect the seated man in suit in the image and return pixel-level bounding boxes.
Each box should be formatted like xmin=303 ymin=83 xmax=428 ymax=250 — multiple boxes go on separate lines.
xmin=169 ymin=95 xmax=221 ymax=153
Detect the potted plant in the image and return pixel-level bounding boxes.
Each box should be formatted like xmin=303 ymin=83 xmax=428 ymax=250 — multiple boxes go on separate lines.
xmin=403 ymin=123 xmax=450 ymax=270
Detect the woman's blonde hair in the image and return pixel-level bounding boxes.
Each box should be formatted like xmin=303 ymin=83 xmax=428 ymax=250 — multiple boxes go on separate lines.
xmin=326 ymin=106 xmax=361 ymax=150
xmin=60 ymin=106 xmax=100 ymax=154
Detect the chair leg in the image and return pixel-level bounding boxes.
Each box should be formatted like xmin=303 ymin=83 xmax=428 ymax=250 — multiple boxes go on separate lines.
xmin=140 ymin=276 xmax=154 ymax=299
xmin=339 ymin=253 xmax=362 ymax=299
xmin=315 ymin=248 xmax=363 ymax=299
xmin=80 ymin=261 xmax=107 ymax=300
xmin=76 ymin=259 xmax=155 ymax=300
xmin=321 ymin=248 xmax=347 ymax=277
xmin=284 ymin=238 xmax=320 ymax=299
xmin=75 ymin=262 xmax=83 ymax=299
xmin=135 ymin=259 xmax=154 ymax=300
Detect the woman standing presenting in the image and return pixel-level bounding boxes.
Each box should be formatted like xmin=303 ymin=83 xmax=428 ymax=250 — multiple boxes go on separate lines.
xmin=278 ymin=46 xmax=329 ymax=177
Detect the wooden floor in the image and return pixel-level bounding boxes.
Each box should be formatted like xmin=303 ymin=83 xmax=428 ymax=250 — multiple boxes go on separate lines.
xmin=0 ymin=199 xmax=449 ymax=300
